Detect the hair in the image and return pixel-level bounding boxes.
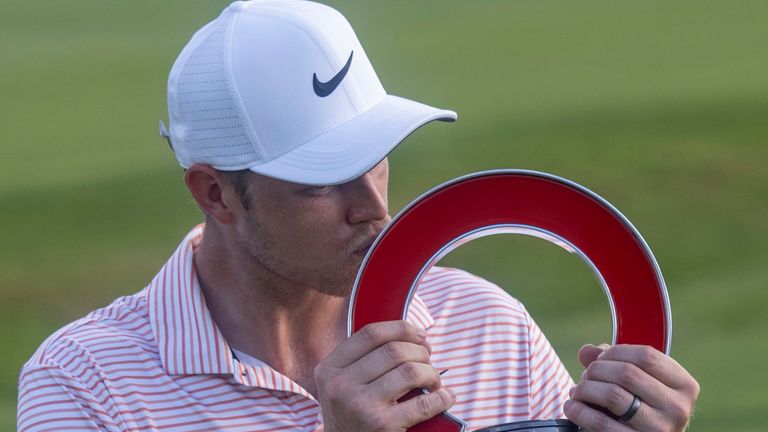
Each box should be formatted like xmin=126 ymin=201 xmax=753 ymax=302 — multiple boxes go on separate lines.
xmin=219 ymin=169 xmax=254 ymax=210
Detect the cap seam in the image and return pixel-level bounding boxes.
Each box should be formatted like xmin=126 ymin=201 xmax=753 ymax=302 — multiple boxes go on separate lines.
xmin=220 ymin=7 xmax=361 ymax=163
xmin=255 ymin=6 xmax=365 ymax=112
xmin=224 ymin=9 xmax=267 ymax=162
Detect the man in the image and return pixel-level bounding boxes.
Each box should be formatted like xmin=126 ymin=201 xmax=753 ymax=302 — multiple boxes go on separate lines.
xmin=18 ymin=1 xmax=699 ymax=431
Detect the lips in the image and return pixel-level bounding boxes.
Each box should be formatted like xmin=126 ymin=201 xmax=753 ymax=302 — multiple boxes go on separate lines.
xmin=354 ymin=233 xmax=380 ymax=255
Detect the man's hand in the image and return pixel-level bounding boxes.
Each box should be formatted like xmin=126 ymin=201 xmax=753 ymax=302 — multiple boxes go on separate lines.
xmin=314 ymin=321 xmax=455 ymax=432
xmin=564 ymin=344 xmax=700 ymax=432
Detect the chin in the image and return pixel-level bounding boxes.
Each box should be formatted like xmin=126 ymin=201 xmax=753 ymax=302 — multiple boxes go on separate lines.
xmin=309 ymin=283 xmax=352 ymax=298
xmin=298 ymin=273 xmax=352 ymax=298
xmin=302 ymin=258 xmax=361 ymax=297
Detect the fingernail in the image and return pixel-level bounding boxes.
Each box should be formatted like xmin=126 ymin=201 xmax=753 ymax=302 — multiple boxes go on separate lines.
xmin=569 ymin=386 xmax=576 ymax=397
xmin=580 ymin=370 xmax=587 ymax=380
xmin=416 ymin=327 xmax=427 ymax=339
xmin=563 ymin=399 xmax=572 ymax=412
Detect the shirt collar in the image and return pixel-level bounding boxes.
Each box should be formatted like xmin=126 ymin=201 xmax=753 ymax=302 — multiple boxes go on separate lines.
xmin=147 ymin=225 xmax=435 ymax=388
xmin=147 ymin=225 xmax=237 ymax=377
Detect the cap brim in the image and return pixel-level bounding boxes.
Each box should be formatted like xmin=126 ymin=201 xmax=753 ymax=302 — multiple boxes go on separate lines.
xmin=247 ymin=95 xmax=456 ymax=185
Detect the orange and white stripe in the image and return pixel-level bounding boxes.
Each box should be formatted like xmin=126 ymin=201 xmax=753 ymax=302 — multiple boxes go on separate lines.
xmin=18 ymin=225 xmax=572 ymax=431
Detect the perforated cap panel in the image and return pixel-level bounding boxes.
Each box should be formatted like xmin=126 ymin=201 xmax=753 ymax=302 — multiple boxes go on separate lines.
xmin=168 ymin=15 xmax=262 ymax=169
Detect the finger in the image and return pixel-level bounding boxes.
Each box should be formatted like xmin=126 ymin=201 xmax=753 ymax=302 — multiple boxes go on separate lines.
xmin=578 ymin=343 xmax=611 ymax=368
xmin=368 ymin=361 xmax=442 ymax=401
xmin=572 ymin=379 xmax=646 ymax=419
xmin=597 ymin=345 xmax=695 ymax=390
xmin=570 ymin=384 xmax=669 ymax=432
xmin=346 ymin=341 xmax=431 ymax=384
xmin=564 ymin=399 xmax=634 ymax=432
xmin=389 ymin=388 xmax=456 ymax=429
xmin=325 ymin=321 xmax=429 ymax=368
xmin=583 ymin=359 xmax=672 ymax=408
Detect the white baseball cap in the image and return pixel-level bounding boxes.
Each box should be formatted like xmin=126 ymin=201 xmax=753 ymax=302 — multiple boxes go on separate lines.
xmin=161 ymin=0 xmax=456 ymax=186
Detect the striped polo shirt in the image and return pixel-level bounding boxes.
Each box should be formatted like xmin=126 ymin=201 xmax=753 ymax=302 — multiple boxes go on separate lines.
xmin=18 ymin=225 xmax=573 ymax=431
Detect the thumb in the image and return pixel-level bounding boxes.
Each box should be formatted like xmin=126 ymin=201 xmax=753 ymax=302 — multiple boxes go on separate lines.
xmin=577 ymin=343 xmax=611 ymax=368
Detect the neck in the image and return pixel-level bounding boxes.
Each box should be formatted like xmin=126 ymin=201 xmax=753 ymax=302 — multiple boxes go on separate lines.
xmin=194 ymin=225 xmax=348 ymax=396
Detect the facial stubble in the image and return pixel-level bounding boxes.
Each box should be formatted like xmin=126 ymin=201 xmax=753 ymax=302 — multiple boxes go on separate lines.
xmin=241 ymin=213 xmax=362 ymax=299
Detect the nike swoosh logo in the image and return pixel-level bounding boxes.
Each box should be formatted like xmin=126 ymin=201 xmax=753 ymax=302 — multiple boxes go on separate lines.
xmin=313 ymin=51 xmax=354 ymax=97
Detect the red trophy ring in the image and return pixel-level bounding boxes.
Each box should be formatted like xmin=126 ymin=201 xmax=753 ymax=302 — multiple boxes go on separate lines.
xmin=347 ymin=170 xmax=672 ymax=432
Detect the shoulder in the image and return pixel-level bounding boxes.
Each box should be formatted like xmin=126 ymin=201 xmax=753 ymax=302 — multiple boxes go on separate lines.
xmin=18 ymin=293 xmax=150 ymax=431
xmin=22 ymin=290 xmax=154 ymax=376
xmin=415 ymin=266 xmax=531 ymax=326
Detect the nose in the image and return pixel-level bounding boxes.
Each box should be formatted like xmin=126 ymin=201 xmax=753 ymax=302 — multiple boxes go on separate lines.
xmin=344 ymin=171 xmax=388 ymax=225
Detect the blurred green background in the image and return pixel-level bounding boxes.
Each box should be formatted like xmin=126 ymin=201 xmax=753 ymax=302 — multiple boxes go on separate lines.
xmin=2 ymin=0 xmax=766 ymax=430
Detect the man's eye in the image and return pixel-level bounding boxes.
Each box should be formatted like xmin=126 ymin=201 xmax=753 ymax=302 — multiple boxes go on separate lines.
xmin=302 ymin=186 xmax=333 ymax=196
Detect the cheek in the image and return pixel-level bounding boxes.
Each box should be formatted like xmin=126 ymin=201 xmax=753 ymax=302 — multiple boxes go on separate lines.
xmin=284 ymin=205 xmax=349 ymax=250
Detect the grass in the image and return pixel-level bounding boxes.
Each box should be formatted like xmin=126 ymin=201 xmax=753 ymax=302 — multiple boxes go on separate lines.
xmin=2 ymin=0 xmax=767 ymax=430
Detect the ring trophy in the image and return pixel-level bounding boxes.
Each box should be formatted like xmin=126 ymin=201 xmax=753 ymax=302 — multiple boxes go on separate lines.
xmin=348 ymin=170 xmax=671 ymax=432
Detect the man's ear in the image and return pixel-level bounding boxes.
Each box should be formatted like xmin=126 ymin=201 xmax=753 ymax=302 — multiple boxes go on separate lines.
xmin=184 ymin=164 xmax=241 ymax=225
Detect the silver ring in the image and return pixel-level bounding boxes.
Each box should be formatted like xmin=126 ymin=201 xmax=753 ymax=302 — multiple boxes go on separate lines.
xmin=618 ymin=394 xmax=641 ymax=422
